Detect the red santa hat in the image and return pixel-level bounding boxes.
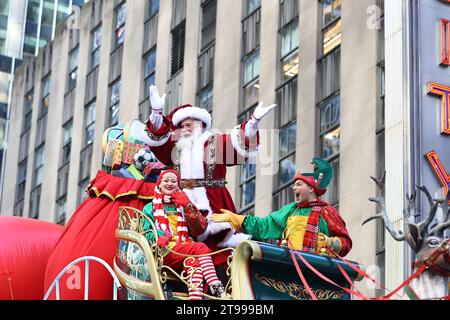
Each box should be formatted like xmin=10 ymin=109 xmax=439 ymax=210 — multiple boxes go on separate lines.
xmin=156 ymin=169 xmax=181 ymax=187
xmin=169 ymin=104 xmax=212 ymax=130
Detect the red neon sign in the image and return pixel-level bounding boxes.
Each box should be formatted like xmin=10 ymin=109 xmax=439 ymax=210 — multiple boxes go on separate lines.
xmin=427 ymin=82 xmax=450 ymax=135
xmin=425 ymin=151 xmax=450 ymax=203
xmin=440 ymin=19 xmax=450 ymax=65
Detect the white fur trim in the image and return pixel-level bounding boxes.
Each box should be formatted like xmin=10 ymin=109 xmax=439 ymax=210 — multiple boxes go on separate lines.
xmin=195 ymin=220 xmax=232 ymax=242
xmin=230 ymin=125 xmax=259 ymax=159
xmin=217 ymin=231 xmax=252 ymax=248
xmin=177 ymin=130 xmax=214 ymax=214
xmin=172 ymin=106 xmax=212 ymax=129
xmin=147 ymin=133 xmax=170 ymax=147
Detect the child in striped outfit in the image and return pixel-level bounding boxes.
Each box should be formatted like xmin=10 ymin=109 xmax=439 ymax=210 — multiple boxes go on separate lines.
xmin=142 ymin=169 xmax=226 ymax=300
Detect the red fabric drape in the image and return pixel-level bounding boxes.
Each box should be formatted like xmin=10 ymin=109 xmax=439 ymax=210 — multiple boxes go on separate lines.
xmin=43 ymin=171 xmax=154 ymax=300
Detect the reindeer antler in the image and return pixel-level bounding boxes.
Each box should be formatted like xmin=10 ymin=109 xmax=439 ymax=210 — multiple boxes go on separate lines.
xmin=429 ymin=191 xmax=450 ymax=237
xmin=362 ymin=172 xmax=406 ymax=241
xmin=415 ymin=185 xmax=439 ymax=236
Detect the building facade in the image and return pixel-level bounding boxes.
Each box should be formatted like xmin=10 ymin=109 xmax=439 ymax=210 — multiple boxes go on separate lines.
xmin=1 ymin=0 xmax=419 ymax=297
xmin=0 ymin=0 xmax=86 ymax=204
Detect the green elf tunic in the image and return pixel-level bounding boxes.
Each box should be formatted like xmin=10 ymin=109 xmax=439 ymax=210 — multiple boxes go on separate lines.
xmin=242 ymin=202 xmax=330 ymax=250
xmin=142 ymin=202 xmax=192 ymax=256
xmin=242 ymin=199 xmax=353 ymax=256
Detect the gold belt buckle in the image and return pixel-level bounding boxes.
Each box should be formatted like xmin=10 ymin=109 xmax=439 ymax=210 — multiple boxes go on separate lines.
xmin=182 ymin=179 xmax=197 ymax=189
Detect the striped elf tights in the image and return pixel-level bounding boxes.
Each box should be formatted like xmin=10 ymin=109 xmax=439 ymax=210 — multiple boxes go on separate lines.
xmin=186 ymin=256 xmax=222 ymax=300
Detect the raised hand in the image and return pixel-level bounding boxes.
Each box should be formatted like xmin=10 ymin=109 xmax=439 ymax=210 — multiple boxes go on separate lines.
xmin=149 ymin=85 xmax=166 ymax=113
xmin=252 ymin=101 xmax=277 ymax=121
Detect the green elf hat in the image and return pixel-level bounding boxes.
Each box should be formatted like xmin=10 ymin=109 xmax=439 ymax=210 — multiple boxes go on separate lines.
xmin=294 ymin=157 xmax=334 ymax=196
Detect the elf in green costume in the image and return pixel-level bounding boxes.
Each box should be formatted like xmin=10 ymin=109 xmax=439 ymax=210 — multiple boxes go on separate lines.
xmin=212 ymin=158 xmax=352 ymax=256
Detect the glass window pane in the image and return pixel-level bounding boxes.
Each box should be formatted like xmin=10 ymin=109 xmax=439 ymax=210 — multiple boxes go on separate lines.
xmin=281 ymin=51 xmax=299 ymax=81
xmin=243 ymin=79 xmax=259 ymax=109
xmin=110 ymin=81 xmax=121 ymax=106
xmin=320 ymin=95 xmax=340 ymax=132
xmin=92 ymin=49 xmax=100 ymax=68
xmin=333 ymin=0 xmax=342 ymax=20
xmin=86 ymin=123 xmax=95 ymax=145
xmin=63 ymin=122 xmax=72 ymax=144
xmin=144 ymin=50 xmax=156 ymax=77
xmin=93 ymin=27 xmax=102 ymax=50
xmin=241 ymin=178 xmax=255 ymax=207
xmin=279 ymin=154 xmax=296 ymax=186
xmin=322 ymin=0 xmax=332 ymax=26
xmin=321 ymin=127 xmax=340 ymax=159
xmin=116 ymin=26 xmax=125 ymax=46
xmin=323 ymin=19 xmax=341 ymax=54
xmin=247 ymin=0 xmax=261 ymax=15
xmin=150 ymin=0 xmax=160 ymax=17
xmin=117 ymin=3 xmax=127 ymax=28
xmin=86 ymin=101 xmax=96 ymax=125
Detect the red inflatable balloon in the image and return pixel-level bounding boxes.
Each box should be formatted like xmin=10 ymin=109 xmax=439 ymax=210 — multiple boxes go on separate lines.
xmin=0 ymin=216 xmax=64 ymax=300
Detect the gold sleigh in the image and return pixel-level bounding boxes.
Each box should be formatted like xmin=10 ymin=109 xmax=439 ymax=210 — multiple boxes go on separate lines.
xmin=114 ymin=206 xmax=240 ymax=300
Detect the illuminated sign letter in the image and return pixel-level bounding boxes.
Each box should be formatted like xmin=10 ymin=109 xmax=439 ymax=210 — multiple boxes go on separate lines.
xmin=441 ymin=19 xmax=450 ymax=65
xmin=427 ymin=82 xmax=450 ymax=135
xmin=425 ymin=150 xmax=450 ymax=203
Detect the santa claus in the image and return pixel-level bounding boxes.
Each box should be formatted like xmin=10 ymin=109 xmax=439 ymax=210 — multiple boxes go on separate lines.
xmin=137 ymin=85 xmax=276 ymax=264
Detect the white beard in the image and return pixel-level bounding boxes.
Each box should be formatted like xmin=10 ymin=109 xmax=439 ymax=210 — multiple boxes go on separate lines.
xmin=175 ymin=126 xmax=235 ymax=241
xmin=176 ymin=128 xmax=212 ymax=213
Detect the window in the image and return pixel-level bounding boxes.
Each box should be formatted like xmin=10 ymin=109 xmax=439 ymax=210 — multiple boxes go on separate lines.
xmin=275 ymin=78 xmax=297 ymax=189
xmin=242 ymin=52 xmax=260 ymax=110
xmin=280 ymin=21 xmax=299 ymax=82
xmin=85 ymin=101 xmax=96 ymax=145
xmin=197 ymin=47 xmax=215 ymax=112
xmin=91 ymin=26 xmax=102 ymax=69
xmin=170 ymin=20 xmax=186 ymax=76
xmin=78 ymin=179 xmax=90 ymax=205
xmin=15 ymin=159 xmax=28 ymax=216
xmin=62 ymin=120 xmax=72 ymax=164
xmin=41 ymin=74 xmax=51 ymax=115
xmin=319 ymin=95 xmax=340 ymax=159
xmin=109 ymin=80 xmax=121 ymax=126
xmin=321 ymin=0 xmax=342 ymax=55
xmin=240 ymin=162 xmax=256 ymax=211
xmin=33 ymin=144 xmax=45 ymax=187
xmin=198 ymin=86 xmax=213 ymax=112
xmin=318 ymin=47 xmax=340 ymax=100
xmin=56 ymin=197 xmax=67 ymax=225
xmin=114 ymin=2 xmax=127 ymax=48
xmin=148 ymin=0 xmax=160 ymax=19
xmin=321 ymin=0 xmax=341 ymax=27
xmin=23 ymin=90 xmax=33 ymax=132
xmin=143 ymin=48 xmax=156 ymax=100
xmin=317 ymin=1 xmax=341 ymax=205
xmin=322 ymin=158 xmax=339 ymax=206
xmin=200 ymin=0 xmax=217 ymax=51
xmin=68 ymin=47 xmax=79 ymax=90
xmin=245 ymin=0 xmax=261 ymax=17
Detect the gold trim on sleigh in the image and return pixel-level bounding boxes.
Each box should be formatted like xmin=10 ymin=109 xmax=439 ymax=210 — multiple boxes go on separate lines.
xmin=115 ymin=206 xmax=233 ymax=300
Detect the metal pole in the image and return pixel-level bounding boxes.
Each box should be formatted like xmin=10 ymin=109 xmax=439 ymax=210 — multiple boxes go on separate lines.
xmin=84 ymin=259 xmax=89 ymax=300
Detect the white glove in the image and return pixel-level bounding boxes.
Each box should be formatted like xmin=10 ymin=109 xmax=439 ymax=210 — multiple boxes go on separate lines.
xmin=246 ymin=102 xmax=277 ymax=135
xmin=251 ymin=101 xmax=277 ymax=122
xmin=149 ymin=85 xmax=166 ymax=114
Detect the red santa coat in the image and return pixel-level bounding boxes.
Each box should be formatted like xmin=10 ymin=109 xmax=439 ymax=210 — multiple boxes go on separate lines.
xmin=145 ymin=116 xmax=259 ymax=264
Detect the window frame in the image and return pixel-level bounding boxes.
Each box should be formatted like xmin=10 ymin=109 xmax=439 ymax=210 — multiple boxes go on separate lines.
xmin=113 ymin=1 xmax=127 ymax=49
